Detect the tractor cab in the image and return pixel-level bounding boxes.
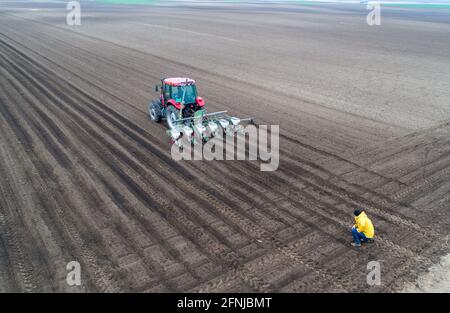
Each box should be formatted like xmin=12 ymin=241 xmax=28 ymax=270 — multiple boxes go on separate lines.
xmin=156 ymin=77 xmax=204 ymax=108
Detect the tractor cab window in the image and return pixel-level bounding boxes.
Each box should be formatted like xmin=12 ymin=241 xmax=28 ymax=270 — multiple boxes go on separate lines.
xmin=164 ymin=84 xmax=170 ymax=100
xmin=171 ymin=86 xmax=180 ymax=101
xmin=171 ymin=85 xmax=197 ymax=104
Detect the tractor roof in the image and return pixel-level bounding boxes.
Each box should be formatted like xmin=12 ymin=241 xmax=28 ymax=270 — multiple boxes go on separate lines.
xmin=163 ymin=77 xmax=196 ymax=86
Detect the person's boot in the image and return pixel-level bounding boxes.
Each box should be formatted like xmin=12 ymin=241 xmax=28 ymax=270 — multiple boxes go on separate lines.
xmin=351 ymin=242 xmax=361 ymax=247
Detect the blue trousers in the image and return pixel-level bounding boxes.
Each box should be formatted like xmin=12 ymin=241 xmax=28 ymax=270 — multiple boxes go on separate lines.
xmin=352 ymin=227 xmax=368 ymax=245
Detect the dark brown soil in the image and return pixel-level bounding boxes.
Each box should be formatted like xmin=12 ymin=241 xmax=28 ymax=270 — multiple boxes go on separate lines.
xmin=0 ymin=1 xmax=449 ymax=292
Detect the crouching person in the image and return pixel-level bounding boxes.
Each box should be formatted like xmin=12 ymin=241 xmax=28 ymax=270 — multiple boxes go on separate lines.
xmin=351 ymin=209 xmax=375 ymax=247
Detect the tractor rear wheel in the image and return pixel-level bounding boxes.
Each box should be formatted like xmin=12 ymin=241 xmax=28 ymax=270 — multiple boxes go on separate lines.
xmin=166 ymin=105 xmax=180 ymax=129
xmin=149 ymin=100 xmax=162 ymax=122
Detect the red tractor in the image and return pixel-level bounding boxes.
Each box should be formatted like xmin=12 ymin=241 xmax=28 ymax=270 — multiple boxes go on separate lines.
xmin=149 ymin=77 xmax=205 ymax=129
xmin=149 ymin=77 xmax=252 ymax=144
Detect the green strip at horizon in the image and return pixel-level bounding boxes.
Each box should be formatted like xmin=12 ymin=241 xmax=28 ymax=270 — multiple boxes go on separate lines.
xmin=297 ymin=1 xmax=450 ymax=9
xmin=94 ymin=0 xmax=243 ymax=5
xmin=94 ymin=0 xmax=450 ymax=9
xmin=283 ymin=1 xmax=450 ymax=8
xmin=95 ymin=0 xmax=157 ymax=5
xmin=94 ymin=0 xmax=317 ymax=5
xmin=383 ymin=3 xmax=450 ymax=9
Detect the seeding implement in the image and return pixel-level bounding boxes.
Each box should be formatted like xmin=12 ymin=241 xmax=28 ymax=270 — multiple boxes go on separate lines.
xmin=149 ymin=77 xmax=253 ymax=145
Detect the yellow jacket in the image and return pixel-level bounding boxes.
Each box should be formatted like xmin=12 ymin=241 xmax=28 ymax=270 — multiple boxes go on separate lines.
xmin=354 ymin=211 xmax=374 ymax=238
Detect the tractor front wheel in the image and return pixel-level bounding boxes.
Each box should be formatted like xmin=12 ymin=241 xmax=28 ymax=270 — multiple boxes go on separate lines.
xmin=166 ymin=105 xmax=180 ymax=129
